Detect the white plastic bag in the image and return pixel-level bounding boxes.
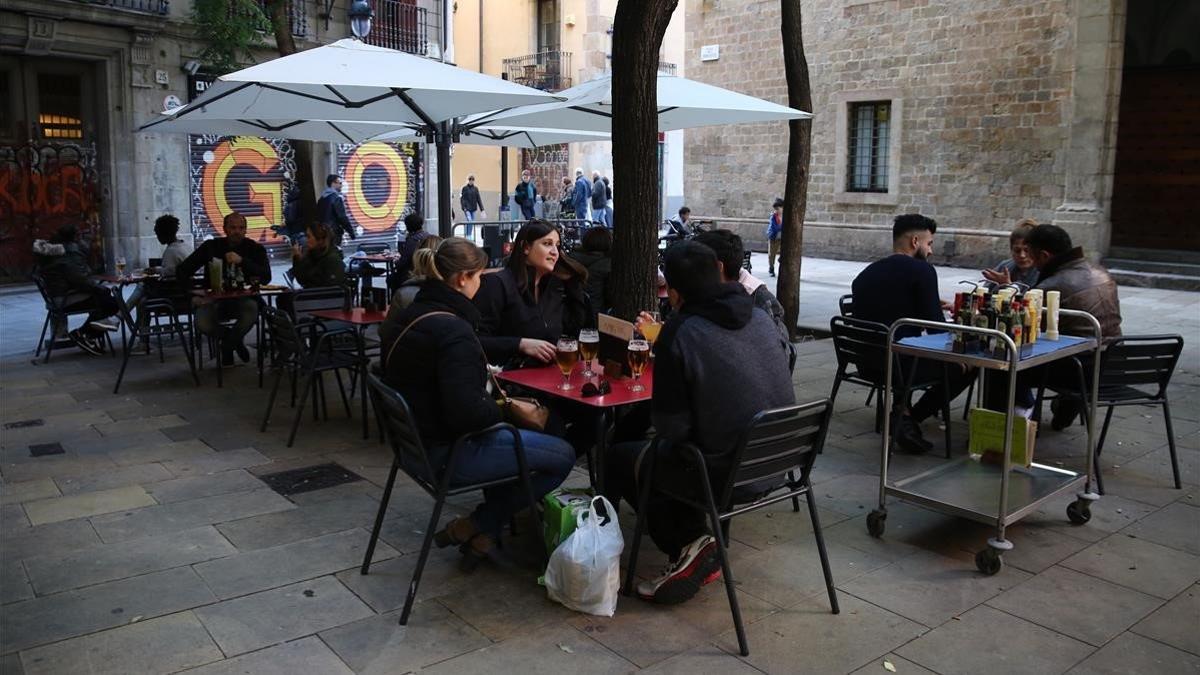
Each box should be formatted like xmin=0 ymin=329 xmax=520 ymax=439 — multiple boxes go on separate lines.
xmin=543 ymin=496 xmax=624 ymax=616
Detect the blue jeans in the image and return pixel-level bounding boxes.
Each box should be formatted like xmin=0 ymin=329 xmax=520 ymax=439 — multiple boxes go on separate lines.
xmin=463 ymin=210 xmax=476 ymax=239
xmin=431 ymin=428 xmax=575 ymax=537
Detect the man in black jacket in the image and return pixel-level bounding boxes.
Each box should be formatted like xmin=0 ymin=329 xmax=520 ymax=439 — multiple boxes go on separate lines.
xmin=513 ymin=170 xmax=537 ymax=220
xmin=317 ymin=174 xmax=356 ymax=246
xmin=590 ymin=171 xmax=607 ymax=225
xmin=459 ymin=175 xmax=484 ymax=240
xmin=176 ymin=212 xmax=272 ymax=365
xmin=605 ymin=241 xmax=795 ymax=605
xmin=33 ymin=224 xmax=119 ymax=355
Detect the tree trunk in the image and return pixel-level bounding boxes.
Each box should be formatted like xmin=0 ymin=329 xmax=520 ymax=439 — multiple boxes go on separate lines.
xmin=778 ymin=0 xmax=814 ymax=339
xmin=609 ymin=0 xmax=677 ymax=321
xmin=265 ymin=0 xmax=319 ymax=226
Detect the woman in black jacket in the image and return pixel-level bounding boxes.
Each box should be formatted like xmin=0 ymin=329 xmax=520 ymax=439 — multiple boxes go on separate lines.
xmin=380 ymin=238 xmax=575 ymax=569
xmin=472 ymin=219 xmax=590 ymax=366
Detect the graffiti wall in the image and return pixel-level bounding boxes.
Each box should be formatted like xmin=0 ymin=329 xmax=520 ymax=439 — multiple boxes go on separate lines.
xmin=189 ymin=135 xmax=296 ymax=251
xmin=335 ymin=141 xmax=421 ymax=241
xmin=522 ymin=143 xmax=568 ymax=216
xmin=0 ymin=142 xmax=103 ymax=281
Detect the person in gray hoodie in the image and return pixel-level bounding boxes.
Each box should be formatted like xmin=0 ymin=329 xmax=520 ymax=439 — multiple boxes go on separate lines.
xmin=32 ymin=224 xmax=119 ymax=355
xmin=604 ymin=241 xmax=795 ymax=605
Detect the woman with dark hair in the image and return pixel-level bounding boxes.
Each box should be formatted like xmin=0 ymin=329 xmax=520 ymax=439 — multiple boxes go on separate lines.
xmin=381 ymin=237 xmax=574 ymax=568
xmin=472 ymin=219 xmax=589 ymax=366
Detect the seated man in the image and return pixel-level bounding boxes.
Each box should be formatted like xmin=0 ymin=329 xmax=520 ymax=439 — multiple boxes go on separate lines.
xmin=387 ymin=213 xmax=432 ymax=290
xmin=33 ymin=224 xmax=119 ymax=355
xmin=176 ymin=212 xmax=271 ymax=366
xmin=851 ymin=214 xmax=974 ymax=453
xmin=665 ymin=206 xmax=692 ymax=240
xmin=694 ymin=229 xmax=795 ymax=371
xmin=605 ymin=241 xmax=795 ymax=605
xmin=290 ymin=222 xmax=345 ymax=288
xmin=131 ymin=214 xmax=193 ymax=321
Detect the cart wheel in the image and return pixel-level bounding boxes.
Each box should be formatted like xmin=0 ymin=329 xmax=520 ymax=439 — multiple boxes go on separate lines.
xmin=867 ymin=510 xmax=886 ymax=538
xmin=975 ymin=548 xmax=1003 ymax=575
xmin=1066 ymin=499 xmax=1092 ymax=525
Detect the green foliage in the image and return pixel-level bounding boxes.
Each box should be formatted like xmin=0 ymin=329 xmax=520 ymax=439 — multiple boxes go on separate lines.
xmin=191 ymin=0 xmax=271 ymax=74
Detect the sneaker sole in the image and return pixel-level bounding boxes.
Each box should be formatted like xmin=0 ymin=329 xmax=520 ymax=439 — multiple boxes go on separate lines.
xmin=643 ymin=541 xmax=721 ymax=605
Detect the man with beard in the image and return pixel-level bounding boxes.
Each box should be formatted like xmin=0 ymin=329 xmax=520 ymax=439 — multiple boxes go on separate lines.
xmin=851 ymin=214 xmax=974 ymax=454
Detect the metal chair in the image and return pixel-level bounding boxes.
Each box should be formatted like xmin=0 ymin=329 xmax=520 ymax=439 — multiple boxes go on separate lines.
xmin=622 ymin=400 xmax=840 ymax=657
xmin=360 ymin=374 xmax=541 ymax=626
xmin=838 ymin=293 xmax=854 ymax=317
xmin=1037 ymin=334 xmax=1184 ymax=494
xmin=31 ymin=273 xmax=116 ymax=362
xmin=260 ymin=306 xmax=364 ymax=447
xmin=112 ymin=286 xmax=198 ymax=394
xmin=829 ymin=316 xmax=954 ymax=457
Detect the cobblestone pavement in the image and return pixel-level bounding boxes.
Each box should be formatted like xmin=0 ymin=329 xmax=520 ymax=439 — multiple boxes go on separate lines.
xmin=1 ymin=258 xmax=1198 ymax=674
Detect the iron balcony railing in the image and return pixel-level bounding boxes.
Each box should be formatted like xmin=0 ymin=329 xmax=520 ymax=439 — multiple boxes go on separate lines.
xmin=365 ymin=1 xmax=432 ymax=56
xmin=76 ymin=0 xmax=169 ymax=14
xmin=503 ymin=50 xmax=572 ymax=92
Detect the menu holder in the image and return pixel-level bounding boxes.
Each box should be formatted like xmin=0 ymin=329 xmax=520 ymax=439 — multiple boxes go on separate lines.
xmin=597 ymin=313 xmax=634 ymax=377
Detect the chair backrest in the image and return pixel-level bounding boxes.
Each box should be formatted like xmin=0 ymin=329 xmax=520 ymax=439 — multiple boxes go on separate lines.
xmin=829 ymin=315 xmax=889 ymax=381
xmin=263 ymin=305 xmax=304 ymax=363
xmin=838 ymin=294 xmax=854 ymax=317
xmin=30 ymin=272 xmax=57 ymax=310
xmin=1100 ymin=335 xmax=1183 ymax=399
xmin=290 ymin=285 xmax=348 ymax=320
xmin=719 ymin=399 xmax=833 ymax=508
xmin=148 ymin=257 xmax=163 ymax=268
xmin=367 ymin=374 xmax=439 ymax=491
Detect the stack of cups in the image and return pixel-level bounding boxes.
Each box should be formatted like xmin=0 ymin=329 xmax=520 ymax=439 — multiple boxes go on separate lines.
xmin=1045 ymin=290 xmax=1061 ymax=340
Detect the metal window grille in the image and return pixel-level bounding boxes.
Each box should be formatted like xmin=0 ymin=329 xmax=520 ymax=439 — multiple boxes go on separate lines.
xmin=847 ymin=101 xmax=890 ymax=192
xmin=256 ymin=0 xmax=307 ymax=37
xmin=502 ymin=51 xmax=572 ymax=92
xmin=365 ymin=1 xmax=430 ymax=55
xmin=74 ymin=0 xmax=169 ymax=14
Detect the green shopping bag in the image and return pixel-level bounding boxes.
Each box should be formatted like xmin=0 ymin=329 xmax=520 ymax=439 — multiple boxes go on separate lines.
xmin=542 ymin=487 xmax=595 ymax=555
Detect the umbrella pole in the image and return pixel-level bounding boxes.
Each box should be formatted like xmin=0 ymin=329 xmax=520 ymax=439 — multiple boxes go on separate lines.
xmin=436 ymin=123 xmax=453 ymax=238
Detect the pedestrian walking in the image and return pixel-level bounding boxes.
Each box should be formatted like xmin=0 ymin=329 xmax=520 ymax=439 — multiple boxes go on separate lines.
xmin=459 ymin=174 xmax=485 ymax=239
xmin=591 ymin=171 xmax=607 ymax=225
xmin=603 ymin=176 xmax=614 ymax=228
xmin=514 ymin=170 xmax=537 ymax=220
xmin=572 ymin=168 xmax=591 ymax=222
xmin=317 ymin=174 xmax=356 ymax=247
xmin=766 ymin=197 xmax=784 ymax=277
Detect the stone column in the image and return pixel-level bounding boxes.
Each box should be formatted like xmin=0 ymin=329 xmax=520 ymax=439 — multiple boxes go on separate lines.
xmin=1053 ymin=0 xmax=1126 ymax=258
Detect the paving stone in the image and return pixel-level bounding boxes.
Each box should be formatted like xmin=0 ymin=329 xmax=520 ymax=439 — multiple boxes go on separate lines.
xmin=1123 ymin=445 xmax=1200 ymax=486
xmin=1 ymin=519 xmax=101 ymax=561
xmin=991 ymin=521 xmax=1095 ymax=574
xmin=723 ymin=499 xmax=851 ymax=551
xmin=839 ymin=549 xmax=1031 ymax=628
xmin=0 ymin=480 xmax=58 ymax=506
xmin=1060 ymin=533 xmax=1200 ymax=599
xmin=194 ymin=576 xmax=373 ymax=656
xmin=1120 ymin=501 xmax=1200 ymax=556
xmin=214 ymin=493 xmax=380 ymax=551
xmin=320 ymin=601 xmax=490 ymax=673
xmin=422 ymin=623 xmax=636 ymax=675
xmin=0 ymin=411 xmax=111 ymax=445
xmin=89 ymin=489 xmax=293 ymax=543
xmin=0 ymin=455 xmax=117 ymax=484
xmin=1130 ymin=584 xmax=1200 ymax=656
xmin=1065 ymin=631 xmax=1200 ymax=675
xmin=142 ymin=469 xmax=264 ymax=504
xmin=194 ymin=527 xmax=397 ymax=599
xmin=0 ymin=504 xmax=28 ymax=533
xmin=161 ymin=448 xmax=272 ymax=478
xmin=23 ymin=486 xmax=156 ymax=526
xmin=740 ymin=592 xmax=925 ymax=675
xmin=1034 ymin=493 xmax=1160 ymax=543
xmin=58 ymin=430 xmax=178 ymax=458
xmin=53 ymin=463 xmax=172 ymax=496
xmin=897 ymin=604 xmax=1093 ymax=675
xmin=0 ymin=567 xmax=216 ymax=654
xmin=986 ymin=565 xmax=1163 ymax=646
xmin=334 ymin=547 xmax=475 ymax=614
xmin=103 ymin=438 xmax=213 ymax=467
xmin=25 ymin=525 xmax=236 ymax=595
xmin=436 ymin=565 xmax=577 ymax=642
xmin=731 ymin=538 xmax=890 ymax=609
xmin=91 ymin=414 xmax=190 ymax=438
xmin=19 ymin=611 xmax=222 ymax=675
xmin=1102 ymin=470 xmax=1197 ymax=508
xmin=640 ymin=644 xmax=764 ymax=675
xmin=0 ymin=555 xmax=31 ymax=605
xmin=849 ymin=654 xmax=936 ymax=675
xmin=0 ymin=653 xmax=21 ymax=675
xmin=178 ymin=636 xmax=354 ymax=675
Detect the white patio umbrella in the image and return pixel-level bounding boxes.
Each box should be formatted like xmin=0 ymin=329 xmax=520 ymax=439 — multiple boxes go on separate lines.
xmin=467 ymin=72 xmax=811 ymax=133
xmin=369 ymin=125 xmax=609 ymax=148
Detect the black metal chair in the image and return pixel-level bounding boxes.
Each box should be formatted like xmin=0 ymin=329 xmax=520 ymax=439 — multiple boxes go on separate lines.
xmin=260 ymin=306 xmax=364 ymax=447
xmin=360 ymin=374 xmax=541 ymax=626
xmin=31 ymin=273 xmax=115 ymax=363
xmin=838 ymin=293 xmax=854 ymax=317
xmin=112 ymin=286 xmax=198 ymax=394
xmin=1037 ymin=334 xmax=1184 ymax=495
xmin=829 ymin=316 xmax=954 ymax=457
xmin=622 ymin=400 xmax=840 ymax=657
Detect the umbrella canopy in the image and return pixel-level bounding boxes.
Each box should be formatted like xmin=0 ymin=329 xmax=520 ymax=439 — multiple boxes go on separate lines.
xmin=371 ymin=125 xmax=609 ymax=148
xmin=469 ymin=73 xmax=811 ymax=133
xmin=139 ymin=38 xmax=561 ymax=133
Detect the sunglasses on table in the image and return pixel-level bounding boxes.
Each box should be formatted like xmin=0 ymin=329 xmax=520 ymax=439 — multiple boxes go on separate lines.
xmin=580 ymin=380 xmax=612 ymax=398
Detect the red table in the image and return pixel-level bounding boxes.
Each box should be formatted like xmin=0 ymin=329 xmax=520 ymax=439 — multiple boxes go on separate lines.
xmin=497 ymin=361 xmax=654 ymax=489
xmin=307 ymin=308 xmax=388 ymax=439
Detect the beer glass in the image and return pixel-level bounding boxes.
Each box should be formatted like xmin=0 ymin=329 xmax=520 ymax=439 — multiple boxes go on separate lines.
xmin=627 ymin=339 xmax=650 ymax=392
xmin=578 ymin=329 xmax=600 ymax=378
xmin=555 ymin=337 xmax=579 ymax=390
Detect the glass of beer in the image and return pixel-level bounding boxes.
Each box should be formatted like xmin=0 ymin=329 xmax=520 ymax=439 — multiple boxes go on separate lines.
xmin=555 ymin=337 xmax=579 ymax=390
xmin=627 ymin=338 xmax=650 ymax=392
xmin=578 ymin=328 xmax=600 ymax=379
xmin=640 ymin=311 xmax=663 ymax=353
xmin=115 ymin=256 xmax=127 ymax=280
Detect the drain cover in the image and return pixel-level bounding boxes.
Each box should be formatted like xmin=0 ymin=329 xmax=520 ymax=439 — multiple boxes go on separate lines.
xmin=256 ymin=462 xmax=363 ymax=496
xmin=29 ymin=442 xmax=65 ymax=457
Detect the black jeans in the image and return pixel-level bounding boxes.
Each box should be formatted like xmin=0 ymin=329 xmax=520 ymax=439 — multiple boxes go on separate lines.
xmin=61 ymin=287 xmax=119 ymax=334
xmin=872 ymin=357 xmax=975 ymax=423
xmin=604 ymin=440 xmax=711 ymax=561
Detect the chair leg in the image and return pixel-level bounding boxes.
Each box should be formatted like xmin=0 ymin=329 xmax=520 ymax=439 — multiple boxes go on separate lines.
xmin=788 ymin=470 xmax=800 ymax=512
xmin=1096 ymin=406 xmax=1115 ymax=457
xmin=177 ymin=322 xmax=200 ymax=386
xmin=42 ymin=318 xmax=58 ymax=364
xmin=361 ymin=459 xmax=400 ymax=574
xmin=34 ymin=313 xmax=50 ymax=357
xmin=399 ymin=492 xmax=448 ymax=626
xmin=113 ymin=332 xmax=136 ymax=394
xmin=334 ymin=369 xmax=352 ymax=418
xmin=962 ymin=379 xmax=975 ymax=421
xmin=1163 ymin=400 xmax=1182 ymax=490
xmin=874 ymin=386 xmax=885 ymax=434
xmin=261 ymin=367 xmax=286 ymax=432
xmin=806 ymin=490 xmax=840 ymax=614
xmin=942 ymin=369 xmax=953 ymax=459
xmin=287 ymin=371 xmax=316 ymax=447
xmin=706 ymin=497 xmax=748 ymax=656
xmin=622 ymin=458 xmax=656 ymax=597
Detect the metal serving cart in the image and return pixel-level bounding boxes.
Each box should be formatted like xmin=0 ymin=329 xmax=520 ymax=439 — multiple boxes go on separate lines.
xmin=867 ymin=309 xmax=1103 ymax=574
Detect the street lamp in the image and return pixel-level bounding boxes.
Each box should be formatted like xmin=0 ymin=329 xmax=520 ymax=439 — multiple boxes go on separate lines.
xmin=348 ymin=0 xmax=373 ymax=40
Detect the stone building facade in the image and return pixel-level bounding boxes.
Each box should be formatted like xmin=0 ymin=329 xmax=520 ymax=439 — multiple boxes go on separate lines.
xmin=682 ymin=0 xmax=1198 ymax=268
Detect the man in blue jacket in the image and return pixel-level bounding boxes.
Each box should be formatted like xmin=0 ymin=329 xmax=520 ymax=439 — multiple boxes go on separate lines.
xmin=766 ymin=198 xmax=784 ymax=277
xmin=572 ymin=168 xmax=591 ymax=221
xmin=316 ymin=174 xmax=356 ymax=246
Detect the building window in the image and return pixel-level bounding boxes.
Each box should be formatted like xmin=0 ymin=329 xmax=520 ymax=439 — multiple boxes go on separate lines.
xmin=37 ymin=74 xmax=84 ymax=140
xmin=847 ymin=101 xmax=890 ymax=192
xmin=537 ymin=0 xmax=559 ymax=51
